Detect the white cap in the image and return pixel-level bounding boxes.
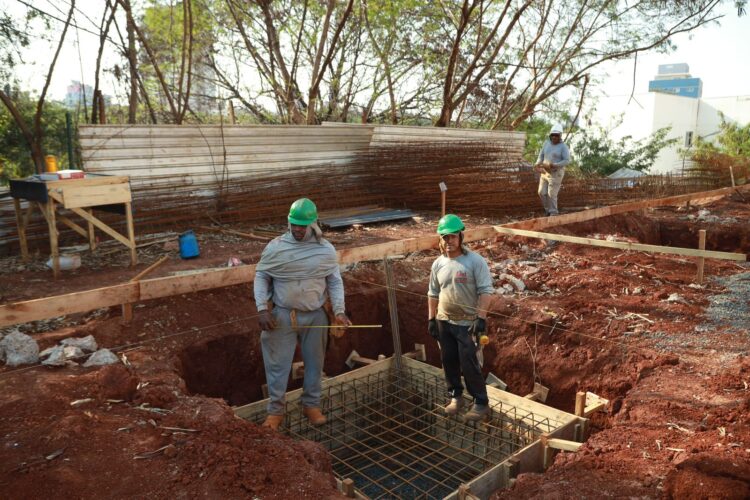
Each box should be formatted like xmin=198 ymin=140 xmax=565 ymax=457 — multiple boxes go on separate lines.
xmin=549 ymin=124 xmax=563 ymax=135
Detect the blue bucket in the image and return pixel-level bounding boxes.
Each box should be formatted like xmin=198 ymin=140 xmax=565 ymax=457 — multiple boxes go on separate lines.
xmin=179 ymin=230 xmax=200 ymax=259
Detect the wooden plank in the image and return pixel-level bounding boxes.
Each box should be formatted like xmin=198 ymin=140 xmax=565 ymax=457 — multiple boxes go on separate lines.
xmin=506 ymin=184 xmax=750 ymax=231
xmin=547 ymin=438 xmax=583 ymax=452
xmin=45 ymin=176 xmax=129 ymax=189
xmin=138 ymin=264 xmax=256 ymax=301
xmin=59 ymin=183 xmax=131 ymax=209
xmin=493 ymin=226 xmax=746 ymax=261
xmin=234 ymin=356 xmax=393 ymax=419
xmin=68 ymin=207 xmax=134 ymax=249
xmin=0 ymin=283 xmax=139 ymax=325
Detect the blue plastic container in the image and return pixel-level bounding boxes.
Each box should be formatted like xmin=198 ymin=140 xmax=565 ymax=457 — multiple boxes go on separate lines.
xmin=179 ymin=230 xmax=200 ymax=259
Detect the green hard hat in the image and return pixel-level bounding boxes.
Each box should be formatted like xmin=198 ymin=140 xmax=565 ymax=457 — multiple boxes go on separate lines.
xmin=437 ymin=214 xmax=465 ymax=235
xmin=288 ymin=198 xmax=318 ymax=226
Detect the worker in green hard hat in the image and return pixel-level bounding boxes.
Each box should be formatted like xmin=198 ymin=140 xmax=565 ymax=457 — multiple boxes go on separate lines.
xmin=254 ymin=198 xmax=352 ymax=431
xmin=427 ymin=214 xmax=494 ymax=422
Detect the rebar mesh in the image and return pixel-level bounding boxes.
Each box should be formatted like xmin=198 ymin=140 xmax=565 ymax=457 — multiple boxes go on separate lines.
xmin=245 ymin=365 xmax=560 ymax=499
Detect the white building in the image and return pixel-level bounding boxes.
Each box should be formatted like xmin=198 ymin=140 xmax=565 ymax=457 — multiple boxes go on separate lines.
xmin=591 ymin=63 xmax=750 ymax=174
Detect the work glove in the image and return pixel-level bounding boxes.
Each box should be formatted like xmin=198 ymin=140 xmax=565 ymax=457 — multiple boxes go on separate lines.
xmin=468 ymin=317 xmax=486 ymax=337
xmin=258 ymin=310 xmax=277 ymax=331
xmin=428 ymin=318 xmax=440 ymax=340
xmin=330 ymin=313 xmax=352 ymax=338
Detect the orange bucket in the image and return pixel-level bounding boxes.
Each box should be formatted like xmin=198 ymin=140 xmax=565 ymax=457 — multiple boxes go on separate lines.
xmin=45 ymin=155 xmax=58 ymax=173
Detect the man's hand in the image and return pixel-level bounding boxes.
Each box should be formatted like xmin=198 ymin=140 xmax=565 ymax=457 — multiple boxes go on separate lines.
xmin=330 ymin=313 xmax=352 ymax=338
xmin=468 ymin=317 xmax=486 ymax=337
xmin=428 ymin=318 xmax=440 ymax=340
xmin=258 ymin=310 xmax=277 ymax=331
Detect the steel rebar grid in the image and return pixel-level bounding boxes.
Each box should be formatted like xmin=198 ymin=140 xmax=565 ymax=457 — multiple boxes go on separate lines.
xmin=244 ymin=365 xmax=563 ymax=499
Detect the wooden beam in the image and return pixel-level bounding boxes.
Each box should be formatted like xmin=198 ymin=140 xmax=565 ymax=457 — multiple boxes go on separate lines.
xmin=547 ymin=438 xmax=583 ymax=452
xmin=0 ymin=283 xmax=139 ymax=325
xmin=506 ymin=183 xmax=750 ymax=232
xmin=494 ymin=226 xmax=746 ymax=261
xmin=57 ymin=214 xmax=89 ymax=239
xmin=69 ymin=206 xmax=134 ymax=249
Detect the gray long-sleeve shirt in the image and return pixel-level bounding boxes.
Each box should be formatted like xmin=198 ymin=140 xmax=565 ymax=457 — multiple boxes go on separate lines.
xmin=254 ymin=268 xmax=346 ymax=316
xmin=428 ymin=251 xmax=494 ymax=325
xmin=537 ymin=140 xmax=571 ymax=167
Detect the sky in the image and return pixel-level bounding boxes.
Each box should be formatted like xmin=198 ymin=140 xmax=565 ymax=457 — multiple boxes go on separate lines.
xmin=4 ymin=0 xmax=750 ymax=130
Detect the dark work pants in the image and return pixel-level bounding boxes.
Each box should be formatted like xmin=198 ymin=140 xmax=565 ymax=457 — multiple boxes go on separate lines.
xmin=438 ymin=321 xmax=488 ymax=405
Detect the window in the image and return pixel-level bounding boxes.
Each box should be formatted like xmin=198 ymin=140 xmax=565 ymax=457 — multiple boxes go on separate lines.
xmin=685 ymin=131 xmax=693 ymax=147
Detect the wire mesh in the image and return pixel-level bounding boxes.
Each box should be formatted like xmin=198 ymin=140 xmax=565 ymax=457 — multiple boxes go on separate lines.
xmin=244 ymin=364 xmax=561 ymax=499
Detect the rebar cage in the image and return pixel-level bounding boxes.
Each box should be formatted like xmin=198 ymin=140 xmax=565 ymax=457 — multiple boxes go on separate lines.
xmin=242 ymin=363 xmax=566 ymax=499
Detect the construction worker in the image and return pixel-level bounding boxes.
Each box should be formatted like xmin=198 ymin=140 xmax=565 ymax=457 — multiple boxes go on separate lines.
xmin=427 ymin=214 xmax=494 ymax=422
xmin=254 ymin=198 xmax=351 ymax=431
xmin=535 ymin=124 xmax=571 ymax=216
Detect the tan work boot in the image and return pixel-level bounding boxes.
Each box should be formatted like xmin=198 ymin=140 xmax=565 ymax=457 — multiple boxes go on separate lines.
xmin=463 ymin=403 xmax=490 ymax=423
xmin=262 ymin=414 xmax=284 ymax=431
xmin=303 ymin=407 xmax=327 ymax=426
xmin=444 ymin=397 xmax=464 ymax=416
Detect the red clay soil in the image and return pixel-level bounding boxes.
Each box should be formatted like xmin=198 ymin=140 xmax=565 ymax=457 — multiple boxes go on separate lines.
xmin=1 ymin=197 xmax=750 ymax=498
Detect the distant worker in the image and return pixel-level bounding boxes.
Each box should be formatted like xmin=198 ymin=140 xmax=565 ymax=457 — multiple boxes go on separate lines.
xmin=427 ymin=214 xmax=494 ymax=422
xmin=534 ymin=124 xmax=571 ymax=216
xmin=254 ymin=198 xmax=352 ymax=431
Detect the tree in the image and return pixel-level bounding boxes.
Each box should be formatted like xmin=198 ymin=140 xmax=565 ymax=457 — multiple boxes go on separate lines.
xmin=0 ymin=2 xmax=75 ymax=173
xmin=571 ymin=126 xmax=676 ymax=177
xmin=0 ymin=92 xmax=72 ymax=185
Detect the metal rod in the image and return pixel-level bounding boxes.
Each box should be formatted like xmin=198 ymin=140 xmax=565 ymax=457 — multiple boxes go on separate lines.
xmin=383 ymin=257 xmax=403 ymax=371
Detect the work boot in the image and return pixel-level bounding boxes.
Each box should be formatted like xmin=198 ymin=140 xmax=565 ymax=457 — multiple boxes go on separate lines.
xmin=262 ymin=414 xmax=284 ymax=431
xmin=463 ymin=403 xmax=490 ymax=423
xmin=303 ymin=407 xmax=327 ymax=426
xmin=444 ymin=397 xmax=464 ymax=416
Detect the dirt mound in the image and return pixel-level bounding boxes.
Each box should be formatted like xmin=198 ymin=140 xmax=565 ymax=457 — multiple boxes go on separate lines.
xmin=663 ymin=455 xmax=750 ymax=499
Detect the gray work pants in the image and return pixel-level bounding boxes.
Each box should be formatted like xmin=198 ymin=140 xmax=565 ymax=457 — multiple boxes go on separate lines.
xmin=538 ymin=167 xmax=565 ymax=215
xmin=260 ymin=306 xmax=328 ymax=415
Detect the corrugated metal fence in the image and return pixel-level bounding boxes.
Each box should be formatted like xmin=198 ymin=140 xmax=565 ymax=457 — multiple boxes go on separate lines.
xmin=0 ymin=124 xmax=525 ymax=254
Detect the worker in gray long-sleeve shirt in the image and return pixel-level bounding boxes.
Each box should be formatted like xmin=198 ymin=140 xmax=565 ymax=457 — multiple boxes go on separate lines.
xmin=535 ymin=124 xmax=571 ymax=216
xmin=428 ymin=214 xmax=494 ymax=422
xmin=254 ymin=198 xmax=351 ymax=431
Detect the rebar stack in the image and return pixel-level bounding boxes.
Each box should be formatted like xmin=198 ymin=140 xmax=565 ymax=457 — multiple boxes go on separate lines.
xmin=244 ymin=365 xmax=559 ymax=499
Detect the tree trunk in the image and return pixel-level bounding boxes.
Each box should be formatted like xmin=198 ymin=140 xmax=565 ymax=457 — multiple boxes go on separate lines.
xmin=125 ymin=0 xmax=138 ymax=123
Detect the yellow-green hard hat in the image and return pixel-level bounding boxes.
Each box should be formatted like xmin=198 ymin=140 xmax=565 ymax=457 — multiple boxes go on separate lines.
xmin=288 ymin=198 xmax=318 ymax=225
xmin=437 ymin=214 xmax=465 ymax=235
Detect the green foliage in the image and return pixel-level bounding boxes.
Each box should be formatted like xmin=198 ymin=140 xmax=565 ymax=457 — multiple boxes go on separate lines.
xmin=0 ymin=90 xmax=72 ymax=186
xmin=570 ymin=126 xmax=677 ymax=177
xmin=516 ymin=117 xmax=553 ymax=163
xmin=692 ymin=117 xmax=750 ymax=159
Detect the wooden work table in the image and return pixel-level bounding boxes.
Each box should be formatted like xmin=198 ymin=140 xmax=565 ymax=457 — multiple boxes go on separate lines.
xmin=9 ymin=174 xmax=137 ymax=277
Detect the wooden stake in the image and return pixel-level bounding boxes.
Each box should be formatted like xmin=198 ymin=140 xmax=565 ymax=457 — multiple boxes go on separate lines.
xmin=575 ymin=391 xmax=586 ymax=417
xmin=696 ymin=229 xmax=706 ymax=284
xmin=730 ymin=166 xmax=736 ymax=188
xmin=342 ymin=478 xmax=355 ymax=498
xmin=87 ymin=209 xmax=96 ymax=251
xmin=122 ymin=255 xmax=169 ymax=322
xmin=47 ymin=199 xmax=60 ymax=278
xmin=439 ymin=181 xmax=447 ymax=216
xmin=125 ymin=202 xmax=137 ymax=266
xmin=228 ymin=100 xmax=236 ymax=125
